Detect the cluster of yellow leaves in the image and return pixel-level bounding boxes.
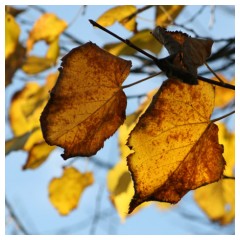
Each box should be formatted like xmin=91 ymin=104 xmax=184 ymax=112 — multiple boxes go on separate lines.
xmin=6 ymin=73 xmax=58 ymax=169
xmin=49 ymin=167 xmax=94 ymax=215
xmin=5 ymin=9 xmax=67 ymax=86
xmin=98 ymin=5 xmax=184 ymax=57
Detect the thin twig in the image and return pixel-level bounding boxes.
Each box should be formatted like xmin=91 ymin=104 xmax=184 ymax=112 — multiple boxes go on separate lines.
xmin=204 ymin=62 xmax=224 ymax=83
xmin=122 ymin=72 xmax=162 ymax=89
xmin=121 ymin=5 xmax=154 ymax=24
xmin=223 ymin=175 xmax=235 ymax=180
xmin=211 ymin=110 xmax=235 ymax=122
xmin=89 ymin=184 xmax=105 ymax=234
xmin=198 ymin=76 xmax=235 ymax=90
xmin=5 ymin=198 xmax=29 ymax=235
xmin=181 ymin=6 xmax=206 ymax=25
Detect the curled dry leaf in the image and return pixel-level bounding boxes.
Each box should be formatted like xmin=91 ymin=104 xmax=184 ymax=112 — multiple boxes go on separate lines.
xmin=49 ymin=167 xmax=94 ymax=215
xmin=40 ymin=42 xmax=131 ymax=159
xmin=127 ymin=79 xmax=225 ymax=213
xmin=152 ymin=27 xmax=213 ymax=84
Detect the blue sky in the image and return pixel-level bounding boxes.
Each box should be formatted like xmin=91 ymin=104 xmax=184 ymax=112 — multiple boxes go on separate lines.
xmin=5 ymin=5 xmax=235 ymax=235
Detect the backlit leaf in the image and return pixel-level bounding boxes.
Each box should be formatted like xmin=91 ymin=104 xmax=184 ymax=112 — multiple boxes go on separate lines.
xmin=104 ymin=29 xmax=162 ymax=56
xmin=127 ymin=79 xmax=225 ymax=213
xmin=96 ymin=5 xmax=137 ymax=31
xmin=155 ymin=5 xmax=184 ymax=27
xmin=40 ymin=42 xmax=131 ymax=159
xmin=108 ymin=91 xmax=157 ymax=220
xmin=214 ymin=75 xmax=235 ymax=108
xmin=23 ymin=142 xmax=55 ymax=170
xmin=26 ymin=13 xmax=67 ymax=53
xmin=49 ymin=167 xmax=94 ymax=215
xmin=194 ymin=121 xmax=235 ymax=224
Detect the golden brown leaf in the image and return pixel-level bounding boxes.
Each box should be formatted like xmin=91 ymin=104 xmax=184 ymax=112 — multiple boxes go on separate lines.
xmin=108 ymin=90 xmax=157 ymax=220
xmin=96 ymin=5 xmax=137 ymax=31
xmin=40 ymin=42 xmax=131 ymax=159
xmin=23 ymin=142 xmax=55 ymax=170
xmin=155 ymin=5 xmax=184 ymax=27
xmin=26 ymin=13 xmax=67 ymax=53
xmin=104 ymin=29 xmax=162 ymax=56
xmin=214 ymin=75 xmax=235 ymax=108
xmin=49 ymin=167 xmax=94 ymax=215
xmin=127 ymin=79 xmax=225 ymax=213
xmin=5 ymin=13 xmax=21 ymax=59
xmin=194 ymin=122 xmax=235 ymax=225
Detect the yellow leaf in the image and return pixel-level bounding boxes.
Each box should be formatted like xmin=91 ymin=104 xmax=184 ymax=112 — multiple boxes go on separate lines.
xmin=217 ymin=122 xmax=235 ymax=176
xmin=6 ymin=131 xmax=32 ymax=155
xmin=21 ymin=56 xmax=55 ymax=74
xmin=40 ymin=42 xmax=131 ymax=159
xmin=104 ymin=29 xmax=162 ymax=56
xmin=214 ymin=75 xmax=235 ymax=108
xmin=5 ymin=43 xmax=26 ymax=86
xmin=23 ymin=142 xmax=56 ymax=170
xmin=108 ymin=90 xmax=157 ymax=220
xmin=26 ymin=13 xmax=67 ymax=53
xmin=96 ymin=5 xmax=137 ymax=31
xmin=194 ymin=179 xmax=235 ymax=225
xmin=127 ymin=79 xmax=225 ymax=213
xmin=155 ymin=6 xmax=185 ymax=27
xmin=49 ymin=167 xmax=94 ymax=215
xmin=5 ymin=13 xmax=21 ymax=58
xmin=46 ymin=37 xmax=60 ymax=62
xmin=9 ymin=72 xmax=58 ymax=144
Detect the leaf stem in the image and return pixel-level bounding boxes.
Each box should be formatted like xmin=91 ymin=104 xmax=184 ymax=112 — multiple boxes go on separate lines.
xmin=223 ymin=175 xmax=235 ymax=180
xmin=211 ymin=110 xmax=235 ymax=122
xmin=122 ymin=72 xmax=162 ymax=89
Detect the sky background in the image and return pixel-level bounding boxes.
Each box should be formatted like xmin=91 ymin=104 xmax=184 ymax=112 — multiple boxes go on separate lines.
xmin=5 ymin=4 xmax=235 ymax=236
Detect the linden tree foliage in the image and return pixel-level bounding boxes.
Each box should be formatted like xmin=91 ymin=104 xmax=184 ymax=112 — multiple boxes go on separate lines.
xmin=5 ymin=5 xmax=235 ymax=234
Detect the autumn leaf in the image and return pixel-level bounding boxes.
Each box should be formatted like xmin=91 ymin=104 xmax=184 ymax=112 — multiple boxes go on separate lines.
xmin=49 ymin=167 xmax=94 ymax=215
xmin=155 ymin=5 xmax=184 ymax=27
xmin=108 ymin=90 xmax=157 ymax=220
xmin=194 ymin=122 xmax=235 ymax=225
xmin=5 ymin=13 xmax=21 ymax=59
xmin=8 ymin=73 xmax=58 ymax=168
xmin=152 ymin=27 xmax=213 ymax=84
xmin=26 ymin=13 xmax=67 ymax=53
xmin=40 ymin=42 xmax=131 ymax=159
xmin=96 ymin=5 xmax=137 ymax=32
xmin=23 ymin=142 xmax=55 ymax=170
xmin=104 ymin=29 xmax=162 ymax=56
xmin=127 ymin=79 xmax=225 ymax=213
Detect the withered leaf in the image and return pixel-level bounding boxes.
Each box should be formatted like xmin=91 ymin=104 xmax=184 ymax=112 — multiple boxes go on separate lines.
xmin=127 ymin=79 xmax=225 ymax=213
xmin=40 ymin=42 xmax=131 ymax=159
xmin=152 ymin=27 xmax=213 ymax=84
